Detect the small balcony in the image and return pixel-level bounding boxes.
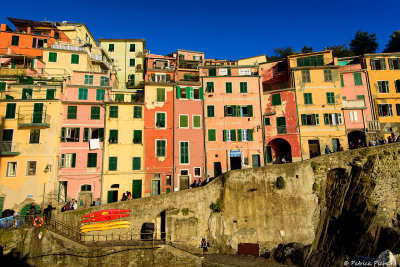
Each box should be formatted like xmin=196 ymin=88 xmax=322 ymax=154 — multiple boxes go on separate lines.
xmin=51 ymin=44 xmax=85 ymax=52
xmin=0 ymin=142 xmax=20 ymax=156
xmin=148 ymin=74 xmax=174 ymax=83
xmin=107 ymin=92 xmax=144 ymax=104
xmin=18 ymin=112 xmax=51 ymax=127
xmin=136 ymin=50 xmax=148 ymax=57
xmin=367 ymin=120 xmax=380 ymax=131
xmin=178 ymin=61 xmax=200 ymax=70
xmin=0 ymin=68 xmax=27 ymax=76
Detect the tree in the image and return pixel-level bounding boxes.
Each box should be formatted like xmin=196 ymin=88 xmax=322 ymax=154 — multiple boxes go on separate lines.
xmin=268 ymin=47 xmax=296 ymax=60
xmin=384 ymin=30 xmax=400 ymax=53
xmin=301 ymin=46 xmax=313 ymax=53
xmin=324 ymin=44 xmax=354 ymax=58
xmin=350 ymin=30 xmax=379 ymax=55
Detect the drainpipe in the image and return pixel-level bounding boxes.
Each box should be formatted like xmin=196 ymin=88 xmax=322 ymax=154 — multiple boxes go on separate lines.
xmin=100 ymin=103 xmax=107 ymax=204
xmin=292 ymin=70 xmax=303 ymax=161
xmin=172 ymin=83 xmax=175 ymax=192
xmin=363 ymin=60 xmax=376 ymax=121
xmin=201 ymin=76 xmax=208 ymax=179
xmin=257 ymin=74 xmax=265 ymax=165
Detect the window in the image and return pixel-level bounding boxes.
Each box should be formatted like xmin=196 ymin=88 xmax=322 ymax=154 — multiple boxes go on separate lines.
xmin=49 ymin=52 xmax=57 ymax=62
xmin=395 ymin=80 xmax=400 ymax=93
xmin=0 ymin=82 xmax=6 ymax=92
xmin=193 ymin=87 xmax=201 ymax=99
xmin=78 ymin=88 xmax=88 ymax=100
xmin=241 ymin=129 xmax=249 ymax=141
xmin=225 ymin=105 xmax=235 ymax=117
xmin=22 ymin=88 xmax=33 ymax=99
xmin=130 ymin=58 xmax=135 ymax=67
xmin=133 ymin=130 xmax=142 ymax=144
xmin=29 ymin=129 xmax=40 ymax=144
xmin=61 ymin=153 xmax=76 ymax=168
xmin=241 ymin=105 xmax=253 ymax=117
xmin=109 ymin=157 xmax=117 ymax=171
xmin=193 ymin=115 xmax=201 ymax=128
xmin=349 ymin=111 xmax=358 ymax=121
xmin=11 ymin=35 xmax=19 ymax=46
xmin=326 ymin=92 xmax=335 ymax=104
xmin=209 ymin=68 xmax=216 ymax=76
xmin=276 ymin=117 xmax=287 ymax=134
xmin=297 ymin=55 xmax=324 ymax=66
xmin=340 ymin=74 xmax=344 ymax=87
xmin=354 ymin=73 xmax=363 ymax=86
xmin=81 ymin=184 xmax=91 ymax=191
xmin=83 ymin=128 xmax=104 ymax=142
xmin=6 ymin=162 xmax=17 ymax=177
xmin=179 ymin=115 xmax=189 ymax=128
xmin=180 ymin=87 xmax=187 ymax=99
xmin=67 ymin=106 xmax=77 ymax=119
xmin=301 ymin=70 xmax=311 ymax=83
xmin=240 ymin=82 xmax=247 ymax=93
xmin=71 ymin=54 xmax=79 ymax=64
xmin=156 ymin=113 xmax=166 ymax=128
xmin=378 ymin=81 xmax=390 ymax=93
xmin=134 ymin=106 xmax=142 ymax=118
xmin=301 ymin=114 xmax=320 ymax=125
xmin=226 ymin=82 xmax=232 ymax=93
xmin=378 ymin=104 xmax=393 ymax=117
xmin=109 ymin=106 xmax=118 ymax=118
xmin=91 ymin=106 xmax=100 ymax=120
xmin=304 ymin=93 xmax=313 ymax=105
xmin=46 ymin=89 xmax=55 ymax=100
xmin=206 ymin=82 xmax=214 ymax=93
xmin=370 ymin=58 xmax=386 ymax=70
xmin=62 ymin=127 xmax=80 ymax=142
xmin=84 ymin=75 xmax=93 ymax=85
xmin=397 ymin=104 xmax=400 ymax=116
xmin=114 ymin=94 xmax=124 ymax=102
xmin=157 ymin=88 xmax=165 ymax=102
xmin=132 ymin=157 xmax=141 ymax=170
xmin=26 ymin=161 xmax=37 ymax=176
xmin=324 ymin=70 xmax=332 ymax=82
xmin=272 ymin=93 xmax=281 ymax=106
xmin=207 ymin=106 xmax=215 ymax=117
xmin=389 ymin=58 xmax=400 ymax=70
xmin=208 ymin=129 xmax=216 ymax=141
xmin=156 ymin=140 xmax=166 ymax=157
xmin=100 ymin=76 xmax=109 ymax=86
xmin=87 ymin=153 xmax=97 ymax=167
xmin=129 ymin=44 xmax=135 ymax=52
xmin=357 ymin=95 xmax=366 ymax=106
xmin=108 ymin=44 xmax=114 ymax=52
xmin=194 ymin=167 xmax=201 ymax=177
xmin=264 ymin=117 xmax=270 ymax=126
xmin=180 ymin=141 xmax=189 ymax=164
xmin=5 ymin=103 xmax=16 ymax=119
xmin=109 ymin=130 xmax=118 ymax=143
xmin=223 ymin=129 xmax=236 ymax=141
xmin=96 ymin=89 xmax=105 ymax=101
xmin=323 ymin=113 xmax=343 ymax=125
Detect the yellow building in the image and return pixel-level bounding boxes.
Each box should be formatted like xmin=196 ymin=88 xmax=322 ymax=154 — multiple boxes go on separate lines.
xmin=0 ymin=78 xmax=63 ymax=213
xmin=288 ymin=50 xmax=347 ymax=159
xmin=237 ymin=54 xmax=267 ymax=65
xmin=102 ymin=92 xmax=145 ymax=203
xmin=98 ymin=39 xmax=145 ymax=90
xmin=56 ymin=23 xmax=98 ymax=48
xmin=363 ymin=53 xmax=400 ymax=135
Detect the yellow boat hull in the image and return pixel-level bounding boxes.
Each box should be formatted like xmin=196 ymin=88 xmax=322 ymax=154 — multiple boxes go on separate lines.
xmin=80 ymin=221 xmax=130 ymax=230
xmin=80 ymin=225 xmax=130 ymax=233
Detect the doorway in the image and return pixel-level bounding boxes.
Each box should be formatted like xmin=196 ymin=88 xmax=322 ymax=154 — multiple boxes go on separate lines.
xmin=160 ymin=211 xmax=166 ymax=240
xmin=332 ymin=138 xmax=340 ymax=152
xmin=132 ymin=180 xmax=142 ymax=199
xmin=151 ymin=180 xmax=160 ymax=196
xmin=230 ymin=156 xmax=242 ymax=170
xmin=78 ymin=192 xmax=92 ymax=207
xmin=266 ymin=146 xmax=272 ymax=163
xmin=179 ymin=175 xmax=190 ymax=191
xmin=107 ymin=190 xmax=118 ymax=203
xmin=214 ymin=162 xmax=222 ymax=177
xmin=252 ymin=154 xmax=261 ymax=168
xmin=58 ymin=181 xmax=68 ymax=202
xmin=33 ymin=103 xmax=43 ymax=123
xmin=308 ymin=140 xmax=321 ymax=158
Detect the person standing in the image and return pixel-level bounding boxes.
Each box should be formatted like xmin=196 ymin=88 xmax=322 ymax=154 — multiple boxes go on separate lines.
xmin=201 ymin=238 xmax=209 ymax=255
xmin=325 ymin=145 xmax=331 ymax=154
xmin=73 ymin=200 xmax=78 ymax=210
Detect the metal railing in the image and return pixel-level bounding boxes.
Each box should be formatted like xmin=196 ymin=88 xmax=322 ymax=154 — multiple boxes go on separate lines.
xmin=18 ymin=113 xmax=51 ymax=126
xmin=148 ymin=75 xmax=174 ymax=83
xmin=51 ymin=44 xmax=85 ymax=52
xmin=46 ymin=218 xmax=84 ymax=243
xmin=367 ymin=120 xmax=380 ymax=131
xmin=0 ymin=141 xmax=19 ymax=153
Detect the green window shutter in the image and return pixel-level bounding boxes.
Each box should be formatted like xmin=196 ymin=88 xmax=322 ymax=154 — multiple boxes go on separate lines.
xmin=32 ymin=37 xmax=37 ymax=48
xmin=109 ymin=106 xmax=118 ymax=118
xmin=61 ymin=127 xmax=66 ymax=142
xmin=134 ymin=106 xmax=142 ymax=118
xmin=46 ymin=89 xmax=55 ymax=100
xmin=22 ymin=88 xmax=33 ymax=99
xmin=71 ymin=154 xmax=76 ymax=168
xmin=109 ymin=157 xmax=117 ymax=171
xmin=129 ymin=44 xmax=135 ymax=52
xmin=130 ymin=58 xmax=135 ymax=66
xmin=248 ymin=129 xmax=254 ymax=141
xmin=84 ymin=128 xmax=89 ymax=142
xmin=67 ymin=106 xmax=77 ymax=119
xmin=326 ymin=92 xmax=334 ymax=104
xmin=180 ymin=115 xmax=188 ymax=128
xmin=272 ymin=93 xmax=281 ymax=105
xmin=315 ymin=114 xmax=320 ymax=125
xmin=240 ymin=82 xmax=248 ymax=93
xmin=223 ymin=130 xmax=227 ymax=141
xmin=109 ymin=44 xmax=114 ymax=51
xmin=96 ymin=89 xmax=105 ymax=101
xmin=180 ymin=142 xmax=189 ymax=164
xmin=109 ymin=130 xmax=118 ymax=143
xmin=304 ymin=93 xmax=312 ymax=104
xmin=75 ymin=128 xmax=80 ymax=142
xmin=237 ymin=105 xmax=242 ymax=117
xmin=71 ymin=54 xmax=79 ymax=64
xmin=49 ymin=52 xmax=57 ymax=62
xmin=99 ymin=128 xmax=104 ymax=140
xmin=157 ymin=88 xmax=165 ymax=102
xmin=193 ymin=116 xmax=201 ymax=128
xmin=209 ymin=68 xmax=216 ymax=76
xmin=354 ymin=72 xmax=363 ymax=86
xmin=248 ymin=105 xmax=253 ymax=117
xmin=186 ymin=87 xmax=191 ymax=99
xmin=133 ymin=157 xmax=141 ymax=170
xmin=156 ymin=140 xmax=166 ymax=157
xmin=206 ymin=82 xmax=214 ymax=93
xmin=264 ymin=117 xmax=271 ymax=125
xmin=199 ymin=87 xmax=204 ymax=99
xmin=91 ymin=106 xmax=100 ymax=119
xmin=340 ymin=74 xmax=344 ymax=87
xmin=231 ymin=129 xmax=236 ymax=141
xmin=0 ymin=82 xmax=6 ymax=92
xmin=176 ymin=86 xmax=180 ymax=99
xmin=133 ymin=130 xmax=142 ymax=143
xmin=301 ymin=114 xmax=306 ymax=125
xmin=5 ymin=103 xmax=16 ymax=119
xmin=31 ymin=59 xmax=34 ymax=69
xmin=297 ymin=58 xmax=304 ymax=67
xmin=11 ymin=35 xmax=19 ymax=46
xmin=226 ymin=82 xmax=232 ymax=93
xmin=208 ymin=129 xmax=216 ymax=141
xmin=237 ymin=129 xmax=242 ymax=141
xmin=78 ymin=88 xmax=88 ymax=100
xmin=324 ymin=114 xmax=329 ymax=125
xmin=207 ymin=106 xmax=214 ymax=117
xmin=232 ymin=105 xmax=237 ymax=117
xmin=61 ymin=154 xmax=65 ymax=167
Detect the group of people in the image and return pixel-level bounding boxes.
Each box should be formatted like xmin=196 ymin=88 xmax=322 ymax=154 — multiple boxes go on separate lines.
xmin=60 ymin=199 xmax=78 ymax=212
xmin=90 ymin=198 xmax=101 ymax=206
xmin=121 ymin=191 xmax=132 ymax=201
xmin=370 ymin=134 xmax=400 ymax=146
xmin=324 ymin=144 xmax=344 ymax=154
xmin=191 ymin=176 xmax=214 ymax=188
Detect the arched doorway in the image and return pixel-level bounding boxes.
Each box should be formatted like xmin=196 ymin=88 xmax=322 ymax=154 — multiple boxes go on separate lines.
xmin=21 ymin=203 xmax=41 ymax=220
xmin=348 ymin=131 xmax=366 ymax=149
xmin=267 ymin=138 xmax=292 ymax=164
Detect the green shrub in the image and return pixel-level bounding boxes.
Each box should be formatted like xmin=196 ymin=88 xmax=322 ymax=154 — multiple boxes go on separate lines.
xmin=275 ymin=176 xmax=285 ymax=190
xmin=312 ymin=182 xmax=319 ymax=191
xmin=311 ymin=162 xmax=319 ymax=174
xmin=360 ymin=148 xmax=371 ymax=156
xmin=182 ymin=208 xmax=190 ymax=216
xmin=210 ymin=198 xmax=222 ymax=212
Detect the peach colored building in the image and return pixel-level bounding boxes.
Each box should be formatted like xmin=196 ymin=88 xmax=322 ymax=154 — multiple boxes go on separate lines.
xmin=201 ymin=65 xmax=264 ymax=177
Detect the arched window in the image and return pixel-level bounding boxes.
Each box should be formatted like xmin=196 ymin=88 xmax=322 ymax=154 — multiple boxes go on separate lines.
xmin=81 ymin=184 xmax=92 ymax=191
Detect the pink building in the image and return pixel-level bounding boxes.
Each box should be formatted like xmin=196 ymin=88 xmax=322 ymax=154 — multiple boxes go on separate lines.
xmin=338 ymin=57 xmax=374 ymax=147
xmin=59 ymin=71 xmax=111 ymax=206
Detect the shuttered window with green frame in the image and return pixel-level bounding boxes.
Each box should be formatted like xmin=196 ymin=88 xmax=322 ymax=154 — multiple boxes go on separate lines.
xmin=271 ymin=93 xmax=281 ymax=105
xmin=156 ymin=113 xmax=166 ymax=127
xmin=133 ymin=130 xmax=142 ymax=144
xmin=208 ymin=129 xmax=216 ymax=141
xmin=96 ymin=89 xmax=105 ymax=101
xmin=71 ymin=54 xmax=79 ymax=64
xmin=264 ymin=117 xmax=270 ymax=126
xmin=109 ymin=157 xmax=117 ymax=171
xmin=304 ymin=93 xmax=313 ymax=105
xmin=87 ymin=153 xmax=97 ymax=167
xmin=109 ymin=130 xmax=118 ymax=143
xmin=354 ymin=72 xmax=363 ymax=86
xmin=207 ymin=106 xmax=215 ymax=117
xmin=180 ymin=141 xmax=189 ymax=164
xmin=109 ymin=106 xmax=118 ymax=118
xmin=22 ymin=88 xmax=33 ymax=99
xmin=157 ymin=88 xmax=165 ymax=102
xmin=133 ymin=106 xmax=142 ymax=118
xmin=49 ymin=52 xmax=57 ymax=62
xmin=240 ymin=82 xmax=247 ymax=93
xmin=11 ymin=35 xmax=19 ymax=46
xmin=193 ymin=115 xmax=201 ymax=128
xmin=156 ymin=140 xmax=166 ymax=157
xmin=84 ymin=75 xmax=93 ymax=85
xmin=179 ymin=115 xmax=189 ymax=128
xmin=78 ymin=88 xmax=88 ymax=100
xmin=5 ymin=103 xmax=16 ymax=119
xmin=326 ymin=92 xmax=335 ymax=104
xmin=0 ymin=82 xmax=6 ymax=92
xmin=206 ymin=82 xmax=214 ymax=93
xmin=67 ymin=106 xmax=77 ymax=119
xmin=226 ymin=82 xmax=232 ymax=93
xmin=132 ymin=157 xmax=141 ymax=170
xmin=46 ymin=89 xmax=55 ymax=100
xmin=340 ymin=74 xmax=344 ymax=87
xmin=91 ymin=106 xmax=100 ymax=120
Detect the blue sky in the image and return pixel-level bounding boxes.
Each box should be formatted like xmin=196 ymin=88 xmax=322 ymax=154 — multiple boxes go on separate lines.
xmin=2 ymin=0 xmax=399 ymax=60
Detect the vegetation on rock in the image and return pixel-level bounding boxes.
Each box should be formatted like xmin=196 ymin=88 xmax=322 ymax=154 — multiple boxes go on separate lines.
xmin=275 ymin=176 xmax=286 ymax=190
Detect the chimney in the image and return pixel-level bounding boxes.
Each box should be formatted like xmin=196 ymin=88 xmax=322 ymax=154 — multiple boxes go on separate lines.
xmin=0 ymin=24 xmax=7 ymax=32
xmin=27 ymin=27 xmax=32 ymax=34
xmin=50 ymin=30 xmax=55 ymax=37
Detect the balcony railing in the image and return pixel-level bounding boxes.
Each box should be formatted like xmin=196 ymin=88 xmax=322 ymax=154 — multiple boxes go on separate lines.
xmin=18 ymin=112 xmax=51 ymax=127
xmin=51 ymin=44 xmax=85 ymax=52
xmin=367 ymin=120 xmax=380 ymax=131
xmin=178 ymin=62 xmax=200 ymax=69
xmin=180 ymin=76 xmax=200 ymax=82
xmin=108 ymin=93 xmax=144 ymax=104
xmin=0 ymin=141 xmax=19 ymax=156
xmin=136 ymin=50 xmax=147 ymax=57
xmin=91 ymin=54 xmax=112 ymax=70
xmin=0 ymin=68 xmax=27 ymax=76
xmin=148 ymin=75 xmax=174 ymax=83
